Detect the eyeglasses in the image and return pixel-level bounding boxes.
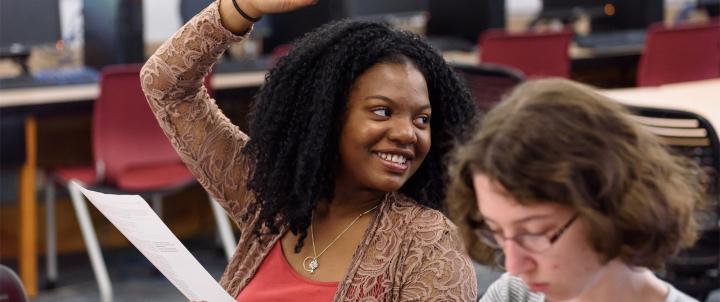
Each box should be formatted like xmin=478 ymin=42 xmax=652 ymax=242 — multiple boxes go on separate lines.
xmin=473 ymin=214 xmax=579 ymax=253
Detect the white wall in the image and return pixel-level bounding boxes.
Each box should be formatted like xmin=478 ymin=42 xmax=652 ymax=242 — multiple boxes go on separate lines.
xmin=507 ymin=0 xmax=541 ymax=16
xmin=143 ymin=0 xmax=182 ymax=43
xmin=58 ymin=0 xmax=83 ymax=47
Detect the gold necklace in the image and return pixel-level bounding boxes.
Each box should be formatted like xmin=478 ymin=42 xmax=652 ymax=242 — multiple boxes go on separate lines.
xmin=302 ymin=204 xmax=380 ymax=274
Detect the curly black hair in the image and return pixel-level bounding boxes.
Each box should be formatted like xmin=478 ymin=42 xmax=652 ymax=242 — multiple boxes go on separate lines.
xmin=242 ymin=19 xmax=477 ymax=252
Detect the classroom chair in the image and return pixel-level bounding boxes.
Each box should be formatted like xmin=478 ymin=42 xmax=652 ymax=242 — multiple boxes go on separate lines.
xmin=452 ymin=63 xmax=525 ymax=112
xmin=628 ymin=106 xmax=720 ymax=299
xmin=637 ymin=21 xmax=720 ymax=87
xmin=0 ymin=265 xmax=28 ymax=302
xmin=270 ymin=43 xmax=293 ymax=66
xmin=479 ymin=28 xmax=573 ymax=78
xmin=44 ymin=64 xmax=236 ymax=302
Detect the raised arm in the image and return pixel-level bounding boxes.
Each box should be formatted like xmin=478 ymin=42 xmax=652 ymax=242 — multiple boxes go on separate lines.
xmin=140 ymin=2 xmax=251 ymax=212
xmin=140 ymin=0 xmax=315 ymax=215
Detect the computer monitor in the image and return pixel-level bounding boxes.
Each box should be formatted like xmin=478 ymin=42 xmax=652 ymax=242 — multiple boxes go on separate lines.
xmin=83 ymin=0 xmax=145 ymax=70
xmin=425 ymin=0 xmax=505 ymax=47
xmin=541 ymin=0 xmax=664 ymax=32
xmin=344 ymin=0 xmax=428 ymax=18
xmin=262 ymin=1 xmax=347 ymax=54
xmin=541 ymin=0 xmax=606 ymax=19
xmin=180 ymin=0 xmax=215 ymax=23
xmin=594 ymin=0 xmax=664 ymax=32
xmin=698 ymin=0 xmax=720 ymax=17
xmin=0 ymin=0 xmax=62 ymax=73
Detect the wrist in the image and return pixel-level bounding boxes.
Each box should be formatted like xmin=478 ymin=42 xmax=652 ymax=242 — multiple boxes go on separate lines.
xmin=231 ymin=0 xmax=263 ymax=22
xmin=219 ymin=0 xmax=254 ymax=34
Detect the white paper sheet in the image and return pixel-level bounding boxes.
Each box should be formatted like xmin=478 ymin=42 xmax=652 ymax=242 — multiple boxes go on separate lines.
xmin=72 ymin=182 xmax=234 ymax=302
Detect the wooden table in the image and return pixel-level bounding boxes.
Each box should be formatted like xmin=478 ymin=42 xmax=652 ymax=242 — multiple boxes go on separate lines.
xmin=0 ymin=69 xmax=265 ymax=296
xmin=0 ymin=71 xmax=266 ymax=107
xmin=601 ymin=79 xmax=720 ymax=129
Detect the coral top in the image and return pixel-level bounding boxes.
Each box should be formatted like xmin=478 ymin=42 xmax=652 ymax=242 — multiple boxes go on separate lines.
xmin=236 ymin=242 xmax=338 ymax=301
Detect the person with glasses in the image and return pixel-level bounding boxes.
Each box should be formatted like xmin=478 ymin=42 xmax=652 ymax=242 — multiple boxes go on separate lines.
xmin=446 ymin=78 xmax=704 ymax=302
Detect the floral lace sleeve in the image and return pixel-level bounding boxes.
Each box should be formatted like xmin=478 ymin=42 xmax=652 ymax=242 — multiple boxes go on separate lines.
xmin=399 ymin=211 xmax=478 ymax=301
xmin=140 ymin=2 xmax=253 ymax=221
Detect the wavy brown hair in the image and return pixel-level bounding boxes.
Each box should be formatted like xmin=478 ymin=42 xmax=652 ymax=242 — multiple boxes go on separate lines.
xmin=447 ymin=78 xmax=705 ymax=270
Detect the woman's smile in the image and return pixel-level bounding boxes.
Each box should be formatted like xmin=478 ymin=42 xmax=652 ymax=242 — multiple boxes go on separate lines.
xmin=374 ymin=150 xmax=413 ymax=173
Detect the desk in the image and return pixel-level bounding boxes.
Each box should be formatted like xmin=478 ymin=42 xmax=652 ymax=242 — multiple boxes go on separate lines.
xmin=601 ymin=79 xmax=720 ymax=129
xmin=0 ymin=71 xmax=266 ymax=107
xmin=440 ymin=43 xmax=644 ymax=66
xmin=0 ymin=69 xmax=266 ymax=296
xmin=568 ymin=43 xmax=644 ymax=60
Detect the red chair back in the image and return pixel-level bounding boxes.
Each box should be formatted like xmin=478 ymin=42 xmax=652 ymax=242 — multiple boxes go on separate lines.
xmin=637 ymin=21 xmax=720 ymax=87
xmin=93 ymin=64 xmax=182 ymax=185
xmin=271 ymin=44 xmax=292 ymax=66
xmin=453 ymin=63 xmax=525 ymax=112
xmin=480 ymin=29 xmax=573 ymax=78
xmin=0 ymin=265 xmax=27 ymax=302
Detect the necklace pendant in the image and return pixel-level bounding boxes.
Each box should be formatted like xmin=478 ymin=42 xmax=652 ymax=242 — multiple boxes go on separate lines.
xmin=309 ymin=258 xmax=319 ymax=273
xmin=303 ymin=256 xmax=320 ymax=274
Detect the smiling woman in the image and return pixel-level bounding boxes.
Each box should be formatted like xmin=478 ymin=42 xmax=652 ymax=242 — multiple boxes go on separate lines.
xmin=140 ymin=0 xmax=478 ymax=300
xmin=447 ymin=79 xmax=704 ymax=302
xmin=337 ymin=60 xmax=432 ymax=193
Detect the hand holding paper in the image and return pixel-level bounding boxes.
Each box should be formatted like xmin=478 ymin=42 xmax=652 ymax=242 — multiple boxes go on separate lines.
xmin=72 ymin=182 xmax=234 ymax=302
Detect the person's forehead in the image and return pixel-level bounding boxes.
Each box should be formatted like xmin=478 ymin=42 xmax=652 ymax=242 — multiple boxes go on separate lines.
xmin=472 ymin=173 xmax=566 ymax=224
xmin=357 ymin=63 xmax=425 ymax=85
xmin=350 ymin=63 xmax=429 ymax=104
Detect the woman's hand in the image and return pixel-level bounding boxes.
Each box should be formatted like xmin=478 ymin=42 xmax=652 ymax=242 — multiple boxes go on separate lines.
xmin=242 ymin=0 xmax=317 ymax=16
xmin=219 ymin=0 xmax=317 ymax=34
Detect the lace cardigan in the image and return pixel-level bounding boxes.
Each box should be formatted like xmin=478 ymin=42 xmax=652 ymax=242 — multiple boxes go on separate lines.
xmin=140 ymin=2 xmax=476 ymax=301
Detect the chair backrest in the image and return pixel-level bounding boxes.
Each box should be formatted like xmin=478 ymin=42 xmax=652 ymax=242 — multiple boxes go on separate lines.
xmin=93 ymin=64 xmax=184 ymax=185
xmin=479 ymin=28 xmax=573 ymax=78
xmin=0 ymin=265 xmax=28 ymax=302
xmin=452 ymin=63 xmax=525 ymax=112
xmin=637 ymin=21 xmax=720 ymax=87
xmin=270 ymin=44 xmax=292 ymax=66
xmin=628 ymin=107 xmax=719 ymax=284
